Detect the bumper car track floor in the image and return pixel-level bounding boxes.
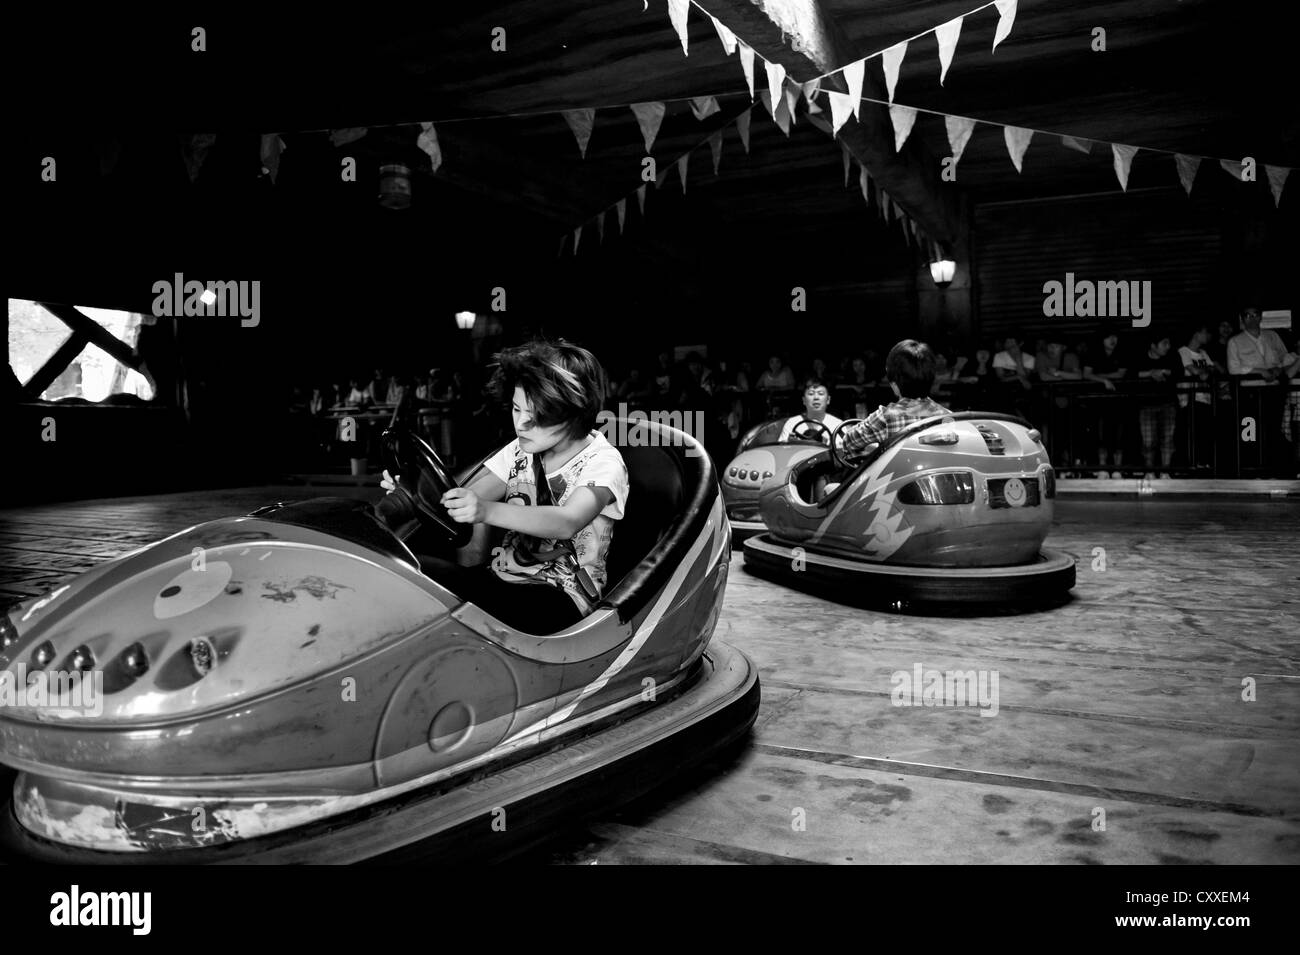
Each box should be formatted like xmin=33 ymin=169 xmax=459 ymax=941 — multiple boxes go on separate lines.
xmin=1 ymin=489 xmax=1297 ymax=864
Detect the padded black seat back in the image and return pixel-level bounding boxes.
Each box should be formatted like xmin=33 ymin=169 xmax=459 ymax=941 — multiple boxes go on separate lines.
xmin=604 ymin=445 xmax=685 ymax=592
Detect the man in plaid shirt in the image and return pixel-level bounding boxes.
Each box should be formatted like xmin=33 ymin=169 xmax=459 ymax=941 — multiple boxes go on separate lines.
xmin=840 ymin=340 xmax=952 ymax=459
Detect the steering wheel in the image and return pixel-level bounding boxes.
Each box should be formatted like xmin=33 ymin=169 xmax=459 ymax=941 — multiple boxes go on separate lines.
xmin=789 ymin=417 xmax=832 ymax=445
xmin=380 ymin=423 xmax=472 ymax=548
xmin=828 ymin=418 xmax=869 ymax=471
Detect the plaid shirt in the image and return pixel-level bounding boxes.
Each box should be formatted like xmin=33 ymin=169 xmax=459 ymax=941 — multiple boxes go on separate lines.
xmin=840 ymin=396 xmax=952 ymax=457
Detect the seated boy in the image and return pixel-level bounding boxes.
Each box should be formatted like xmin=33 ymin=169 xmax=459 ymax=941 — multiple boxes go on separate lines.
xmin=838 ymin=339 xmax=953 ymax=461
xmin=778 ymin=377 xmax=844 ymax=443
xmin=382 ymin=339 xmax=629 ymax=633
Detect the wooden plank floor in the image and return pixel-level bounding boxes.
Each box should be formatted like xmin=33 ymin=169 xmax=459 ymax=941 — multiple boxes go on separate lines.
xmin=2 ymin=491 xmax=1297 ymax=864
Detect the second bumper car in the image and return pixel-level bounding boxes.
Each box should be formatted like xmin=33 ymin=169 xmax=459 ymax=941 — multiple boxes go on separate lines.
xmin=741 ymin=413 xmax=1076 ymax=606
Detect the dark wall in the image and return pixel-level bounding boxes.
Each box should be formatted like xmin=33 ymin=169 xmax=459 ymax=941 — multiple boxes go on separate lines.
xmin=973 ymin=180 xmax=1298 ymax=347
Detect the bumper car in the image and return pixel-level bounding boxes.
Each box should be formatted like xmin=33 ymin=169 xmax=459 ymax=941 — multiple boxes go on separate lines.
xmin=742 ymin=413 xmax=1075 ymax=606
xmin=0 ymin=416 xmax=757 ymax=863
xmin=722 ymin=417 xmax=839 ymax=544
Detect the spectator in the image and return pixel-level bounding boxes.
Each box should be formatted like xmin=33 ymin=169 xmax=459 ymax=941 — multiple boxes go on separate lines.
xmin=994 ymin=336 xmax=1035 ymax=382
xmin=680 ymin=352 xmax=715 ymax=401
xmin=1227 ymin=306 xmax=1293 ymax=380
xmin=1206 ymin=319 xmax=1237 ymax=370
xmin=1035 ymin=339 xmax=1082 ymax=466
xmin=713 ymin=359 xmax=750 ymax=440
xmin=385 ymin=374 xmax=406 ymax=406
xmin=1228 ymin=306 xmax=1297 ymax=475
xmin=616 ymin=366 xmax=654 ymax=409
xmin=839 ymin=354 xmax=875 ymax=420
xmin=993 ymin=335 xmax=1034 ymax=417
xmin=367 ymin=368 xmax=387 ymax=404
xmin=345 ymin=377 xmax=370 ymax=407
xmin=652 ymin=351 xmax=675 ymax=398
xmin=1133 ymin=334 xmax=1181 ymax=477
xmin=756 ymin=354 xmax=796 ymax=391
xmin=809 ymin=357 xmax=836 ymax=388
xmin=1176 ymin=323 xmax=1221 ymax=471
xmin=1283 ymin=339 xmax=1300 ymax=477
xmin=309 ymin=383 xmax=333 ymax=415
xmin=1083 ymin=329 xmax=1129 ymax=477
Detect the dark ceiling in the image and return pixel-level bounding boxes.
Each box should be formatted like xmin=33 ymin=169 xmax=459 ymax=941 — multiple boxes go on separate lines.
xmin=8 ymin=1 xmax=1294 ymax=332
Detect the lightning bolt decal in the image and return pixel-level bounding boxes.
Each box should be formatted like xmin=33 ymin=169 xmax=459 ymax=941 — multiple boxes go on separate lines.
xmin=810 ymin=465 xmax=914 ymax=560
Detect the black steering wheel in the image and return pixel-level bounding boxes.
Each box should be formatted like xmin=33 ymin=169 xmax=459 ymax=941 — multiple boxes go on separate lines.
xmin=828 ymin=418 xmax=868 ymax=470
xmin=789 ymin=417 xmax=832 ymax=445
xmin=380 ymin=422 xmax=472 ymax=548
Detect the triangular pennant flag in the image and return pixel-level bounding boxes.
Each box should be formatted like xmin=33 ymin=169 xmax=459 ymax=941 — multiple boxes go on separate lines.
xmin=417 ymin=122 xmax=442 ymax=173
xmin=630 ymin=102 xmax=666 ymax=152
xmin=879 ymin=190 xmax=891 ymax=221
xmin=801 ymin=78 xmax=822 ymax=105
xmin=1112 ymin=143 xmax=1138 ymax=191
xmin=562 ymin=109 xmax=595 ymax=158
xmin=758 ymin=89 xmax=775 ymax=120
xmin=1003 ymin=125 xmax=1033 ymax=173
xmin=901 ymin=215 xmax=911 ymax=244
xmin=765 ymin=60 xmax=787 ymax=115
xmin=711 ymin=15 xmax=738 ymax=55
xmin=890 ymin=105 xmax=918 ymax=152
xmin=574 ymin=225 xmax=583 ymax=253
xmin=772 ymin=92 xmax=793 ymax=136
xmin=329 ymin=127 xmax=367 ymax=147
xmin=709 ymin=130 xmax=723 ymax=174
xmin=1218 ymin=158 xmax=1246 ymax=182
xmin=893 ymin=196 xmax=905 ymax=220
xmin=678 ymin=154 xmax=690 ymax=193
xmin=993 ymin=0 xmax=1018 ymax=52
xmin=616 ymin=198 xmax=627 ymax=233
xmin=690 ymin=96 xmax=721 ymax=121
xmin=667 ymin=0 xmax=690 ymax=55
xmin=859 ymin=164 xmax=871 ymax=206
xmin=935 ymin=17 xmax=963 ymax=85
xmin=1060 ymin=135 xmax=1091 ymax=154
xmin=738 ymin=43 xmax=757 ymax=99
xmin=783 ymin=80 xmax=801 ymax=125
xmin=636 ymin=183 xmax=647 ymax=215
xmin=882 ymin=42 xmax=907 ymax=103
xmin=807 ymin=97 xmax=824 ymax=115
xmin=946 ymin=115 xmax=975 ymax=164
xmin=1175 ymin=154 xmax=1201 ymax=196
xmin=1265 ymin=165 xmax=1290 ymax=207
xmin=181 ymin=133 xmax=216 ymax=182
xmin=842 ymin=60 xmax=865 ymax=119
xmin=596 ymin=210 xmax=606 ymax=244
xmin=558 ymin=234 xmax=567 ymax=258
xmin=736 ymin=109 xmax=752 ymax=153
xmin=827 ymin=91 xmax=855 ymax=136
xmin=260 ymin=134 xmax=285 ymax=183
xmin=841 ymin=141 xmax=852 ymax=187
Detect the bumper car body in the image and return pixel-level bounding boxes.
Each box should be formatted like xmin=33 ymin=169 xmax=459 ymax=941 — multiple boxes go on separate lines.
xmin=0 ymin=418 xmax=757 ymax=861
xmin=742 ymin=414 xmax=1075 ymax=604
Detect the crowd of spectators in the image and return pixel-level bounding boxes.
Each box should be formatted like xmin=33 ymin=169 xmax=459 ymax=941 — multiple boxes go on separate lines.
xmin=289 ymin=308 xmax=1300 ymax=479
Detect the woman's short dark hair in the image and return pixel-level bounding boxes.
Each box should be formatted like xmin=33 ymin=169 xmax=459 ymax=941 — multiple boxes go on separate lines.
xmin=885 ymin=339 xmax=936 ymax=398
xmin=490 ymin=338 xmax=607 ymax=440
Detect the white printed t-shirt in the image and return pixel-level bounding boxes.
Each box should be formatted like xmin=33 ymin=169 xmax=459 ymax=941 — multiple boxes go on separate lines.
xmin=483 ymin=431 xmax=630 ymax=615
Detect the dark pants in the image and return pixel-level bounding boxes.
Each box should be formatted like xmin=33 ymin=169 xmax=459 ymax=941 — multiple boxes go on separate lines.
xmin=436 ymin=565 xmax=583 ymax=633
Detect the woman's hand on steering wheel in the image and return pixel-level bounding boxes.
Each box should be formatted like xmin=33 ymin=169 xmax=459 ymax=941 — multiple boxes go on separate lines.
xmin=381 ymin=469 xmax=398 ymax=493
